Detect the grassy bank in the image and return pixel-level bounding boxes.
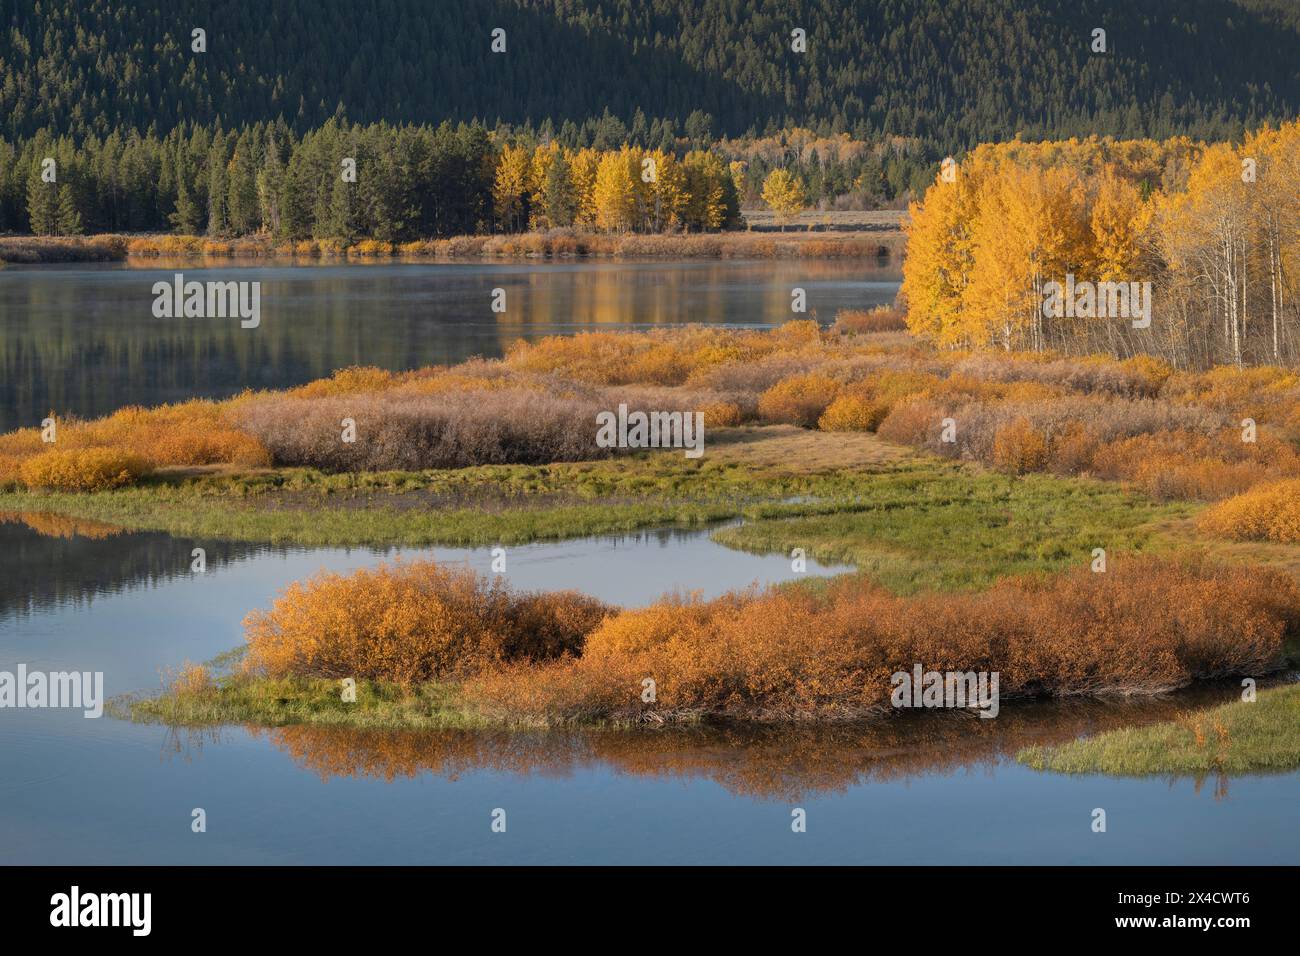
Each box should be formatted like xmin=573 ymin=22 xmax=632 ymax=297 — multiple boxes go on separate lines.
xmin=0 ymin=435 xmax=1192 ymax=593
xmin=0 ymin=235 xmax=128 ymax=262
xmin=118 ymin=672 xmax=490 ymax=730
xmin=1016 ymin=683 xmax=1300 ymax=775
xmin=1 ymin=230 xmax=903 ymax=264
xmin=120 ymin=230 xmax=903 ymax=261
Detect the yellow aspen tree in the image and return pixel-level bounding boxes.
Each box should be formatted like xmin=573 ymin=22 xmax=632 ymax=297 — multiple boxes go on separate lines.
xmin=528 ymin=143 xmax=561 ymax=230
xmin=1089 ymin=166 xmax=1153 ymax=286
xmin=593 ymin=148 xmax=636 ymax=232
xmin=683 ymin=150 xmax=726 ymax=231
xmin=569 ymin=148 xmax=601 ymax=227
xmin=492 ymin=144 xmax=532 ymax=233
xmin=899 ymin=166 xmax=980 ymax=347
xmin=762 ymin=168 xmax=805 ymax=222
xmin=646 ymin=149 xmax=688 ymax=231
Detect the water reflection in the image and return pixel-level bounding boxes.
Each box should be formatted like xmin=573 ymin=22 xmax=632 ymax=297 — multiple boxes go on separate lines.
xmin=0 ymin=259 xmax=900 ymax=431
xmin=206 ymin=687 xmax=1258 ymax=800
xmin=0 ymin=513 xmax=266 ymax=618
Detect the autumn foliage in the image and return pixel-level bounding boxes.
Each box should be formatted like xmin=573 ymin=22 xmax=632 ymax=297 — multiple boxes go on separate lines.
xmin=1197 ymin=479 xmax=1300 ymax=543
xmin=243 ymin=560 xmax=612 ymax=685
xmin=234 ymin=556 xmax=1299 ymax=724
xmin=901 ymin=122 xmax=1300 ymax=367
xmin=5 ymin=317 xmax=1300 ymax=511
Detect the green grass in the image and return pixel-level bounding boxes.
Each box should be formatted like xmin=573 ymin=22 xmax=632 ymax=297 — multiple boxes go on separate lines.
xmin=115 ymin=673 xmax=491 ymax=730
xmin=1016 ymin=683 xmax=1300 ymax=775
xmin=713 ymin=469 xmax=1193 ymax=593
xmin=0 ymin=455 xmax=1191 ymax=595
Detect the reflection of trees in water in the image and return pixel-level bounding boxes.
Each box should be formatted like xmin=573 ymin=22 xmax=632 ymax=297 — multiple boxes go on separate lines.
xmin=0 ymin=517 xmax=272 ymax=617
xmin=245 ymin=687 xmax=1246 ymax=800
xmin=0 ymin=262 xmax=900 ymax=431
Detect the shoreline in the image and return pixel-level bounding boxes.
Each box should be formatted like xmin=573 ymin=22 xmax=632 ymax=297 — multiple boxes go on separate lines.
xmin=1 ymin=228 xmax=906 ymax=265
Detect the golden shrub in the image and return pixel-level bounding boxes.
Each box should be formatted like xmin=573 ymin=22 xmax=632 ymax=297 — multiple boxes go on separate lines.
xmin=699 ymin=400 xmax=743 ymax=427
xmin=818 ymin=394 xmax=882 ymax=431
xmin=290 ymin=366 xmax=398 ymax=398
xmin=243 ymin=560 xmax=612 ymax=685
xmin=992 ymin=417 xmax=1049 ymax=475
xmin=757 ymin=373 xmax=841 ymax=427
xmin=833 ymin=306 xmax=907 ymax=335
xmin=465 ymin=559 xmax=1298 ymax=723
xmin=1198 ymin=479 xmax=1300 ymax=542
xmin=19 ymin=448 xmax=153 ymax=491
xmin=167 ymin=661 xmax=215 ymax=697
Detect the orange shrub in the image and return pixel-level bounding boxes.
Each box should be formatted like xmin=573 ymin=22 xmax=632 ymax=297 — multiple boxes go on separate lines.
xmin=290 ymin=366 xmax=399 ymax=398
xmin=757 ymin=373 xmax=841 ymax=427
xmin=699 ymin=400 xmax=744 ymax=427
xmin=992 ymin=417 xmax=1049 ymax=475
xmin=243 ymin=560 xmax=612 ymax=684
xmin=19 ymin=448 xmax=153 ymax=491
xmin=465 ymin=559 xmax=1298 ymax=723
xmin=1197 ymin=479 xmax=1300 ymax=542
xmin=818 ymin=394 xmax=882 ymax=431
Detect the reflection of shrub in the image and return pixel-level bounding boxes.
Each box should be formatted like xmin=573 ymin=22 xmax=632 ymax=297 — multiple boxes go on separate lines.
xmin=244 ymin=560 xmax=612 ymax=684
xmin=758 ymin=374 xmax=841 ymax=427
xmin=0 ymin=511 xmax=125 ymax=539
xmin=18 ymin=448 xmax=152 ymax=491
xmin=1198 ymin=480 xmax=1300 ymax=542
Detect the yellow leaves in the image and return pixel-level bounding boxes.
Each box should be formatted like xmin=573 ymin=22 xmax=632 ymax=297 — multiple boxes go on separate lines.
xmin=1090 ymin=167 xmax=1151 ymax=280
xmin=18 ymin=447 xmax=153 ymax=491
xmin=1198 ymin=479 xmax=1300 ymax=542
xmin=761 ymin=168 xmax=806 ymax=220
xmin=593 ymin=147 xmax=637 ymax=232
xmin=493 ymin=143 xmax=533 ymax=233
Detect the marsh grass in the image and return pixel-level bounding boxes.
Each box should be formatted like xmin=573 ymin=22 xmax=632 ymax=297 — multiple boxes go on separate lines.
xmin=0 ymin=453 xmax=1193 ymax=589
xmin=119 ymin=673 xmax=490 ymax=730
xmin=1016 ymin=683 xmax=1300 ymax=775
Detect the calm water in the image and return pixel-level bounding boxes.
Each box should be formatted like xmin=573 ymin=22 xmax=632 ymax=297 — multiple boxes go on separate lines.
xmin=0 ymin=258 xmax=900 ymax=432
xmin=0 ymin=514 xmax=1296 ymax=865
xmin=2 ymin=258 xmax=1296 ymax=864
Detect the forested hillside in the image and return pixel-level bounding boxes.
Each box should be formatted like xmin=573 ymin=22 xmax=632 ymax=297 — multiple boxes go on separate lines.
xmin=3 ymin=0 xmax=1297 ymax=144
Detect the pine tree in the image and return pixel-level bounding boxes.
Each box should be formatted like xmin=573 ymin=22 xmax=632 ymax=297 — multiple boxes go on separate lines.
xmin=207 ymin=145 xmax=229 ymax=235
xmin=55 ymin=184 xmax=83 ymax=235
xmin=26 ymin=166 xmax=59 ymax=235
xmin=542 ymin=150 xmax=576 ymax=228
